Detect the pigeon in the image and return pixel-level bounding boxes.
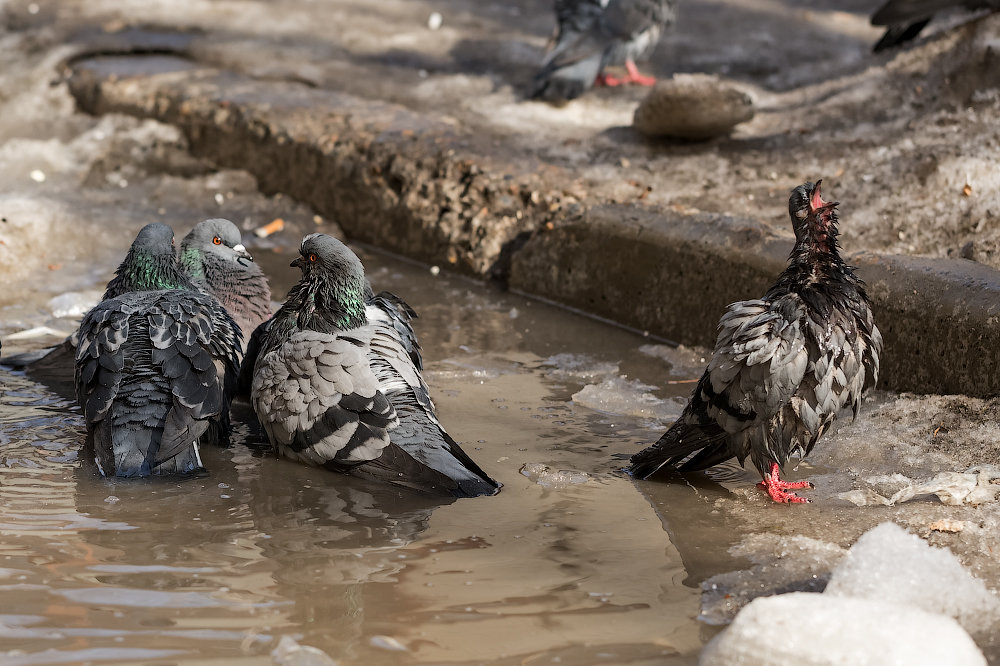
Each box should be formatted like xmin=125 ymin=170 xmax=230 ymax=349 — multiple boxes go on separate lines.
xmin=75 ymin=223 xmax=243 ymax=477
xmin=532 ymin=0 xmax=676 ymax=101
xmin=250 ymin=233 xmax=501 ymax=497
xmin=5 ymin=218 xmax=269 ymax=388
xmin=179 ymin=218 xmax=272 ymax=344
xmin=871 ymin=0 xmax=1000 ymax=51
xmin=628 ymin=181 xmax=882 ymax=503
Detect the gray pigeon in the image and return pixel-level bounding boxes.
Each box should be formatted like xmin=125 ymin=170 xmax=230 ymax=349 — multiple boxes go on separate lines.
xmin=628 ymin=182 xmax=882 ymax=503
xmin=179 ymin=218 xmax=272 ymax=343
xmin=871 ymin=0 xmax=1000 ymax=51
xmin=251 ymin=233 xmax=501 ymax=497
xmin=5 ymin=218 xmax=269 ymax=390
xmin=75 ymin=223 xmax=242 ymax=477
xmin=532 ymin=0 xmax=676 ymax=101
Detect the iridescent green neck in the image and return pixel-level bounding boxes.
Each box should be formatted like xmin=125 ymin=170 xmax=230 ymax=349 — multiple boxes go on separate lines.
xmin=179 ymin=246 xmax=206 ymax=283
xmin=104 ymin=250 xmax=193 ymax=299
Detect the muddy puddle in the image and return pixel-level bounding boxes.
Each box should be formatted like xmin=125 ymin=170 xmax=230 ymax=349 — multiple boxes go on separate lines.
xmin=4 ymin=243 xmax=1000 ymax=664
xmin=0 ymin=247 xmax=724 ymax=665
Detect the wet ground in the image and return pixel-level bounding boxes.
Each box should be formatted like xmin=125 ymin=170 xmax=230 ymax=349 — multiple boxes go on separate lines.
xmin=2 ymin=0 xmax=1000 ymax=663
xmin=4 ymin=0 xmax=999 ymax=273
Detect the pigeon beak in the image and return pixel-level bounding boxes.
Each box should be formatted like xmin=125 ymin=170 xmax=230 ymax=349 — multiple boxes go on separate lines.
xmin=290 ymin=256 xmax=305 ymax=269
xmin=809 ymin=180 xmax=826 ymax=212
xmin=233 ymin=243 xmax=253 ymax=264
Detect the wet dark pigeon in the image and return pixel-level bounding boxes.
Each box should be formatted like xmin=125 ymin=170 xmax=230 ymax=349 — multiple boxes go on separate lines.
xmin=251 ymin=233 xmax=501 ymax=497
xmin=179 ymin=218 xmax=272 ymax=345
xmin=75 ymin=223 xmax=242 ymax=477
xmin=532 ymin=0 xmax=675 ymax=101
xmin=628 ymin=181 xmax=882 ymax=503
xmin=871 ymin=0 xmax=1000 ymax=51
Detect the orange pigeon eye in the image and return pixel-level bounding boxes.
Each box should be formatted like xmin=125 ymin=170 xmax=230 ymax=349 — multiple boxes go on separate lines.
xmin=308 ymin=253 xmax=318 ymax=262
xmin=212 ymin=236 xmax=222 ymax=245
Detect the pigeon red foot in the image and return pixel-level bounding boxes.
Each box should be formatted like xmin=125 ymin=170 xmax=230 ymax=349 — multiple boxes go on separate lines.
xmin=596 ymin=60 xmax=657 ymax=87
xmin=758 ymin=462 xmax=813 ymax=503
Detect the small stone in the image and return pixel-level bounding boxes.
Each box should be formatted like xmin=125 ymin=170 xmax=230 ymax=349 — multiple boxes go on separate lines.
xmin=928 ymin=519 xmax=966 ymax=533
xmin=29 ymin=170 xmax=45 ymax=183
xmin=633 ymin=74 xmax=754 ymax=140
xmin=427 ymin=12 xmax=443 ymax=30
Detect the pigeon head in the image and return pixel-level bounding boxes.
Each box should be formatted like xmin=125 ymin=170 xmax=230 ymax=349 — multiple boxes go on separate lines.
xmin=788 ymin=180 xmax=840 ymax=256
xmin=131 ymin=222 xmax=177 ymax=257
xmin=102 ymin=223 xmax=196 ymax=300
xmin=181 ymin=218 xmax=253 ymax=268
xmin=291 ymin=234 xmax=365 ymax=281
xmin=286 ymin=234 xmax=367 ymax=331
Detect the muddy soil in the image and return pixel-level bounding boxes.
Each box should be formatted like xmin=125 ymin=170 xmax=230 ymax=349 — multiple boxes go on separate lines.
xmin=4 ymin=0 xmax=999 ymax=270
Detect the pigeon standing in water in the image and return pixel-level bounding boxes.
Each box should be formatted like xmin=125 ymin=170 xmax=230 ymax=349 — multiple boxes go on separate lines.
xmin=75 ymin=223 xmax=242 ymax=477
xmin=629 ymin=182 xmax=882 ymax=503
xmin=871 ymin=0 xmax=1000 ymax=51
xmin=251 ymin=233 xmax=500 ymax=497
xmin=179 ymin=218 xmax=272 ymax=345
xmin=532 ymin=0 xmax=676 ymax=101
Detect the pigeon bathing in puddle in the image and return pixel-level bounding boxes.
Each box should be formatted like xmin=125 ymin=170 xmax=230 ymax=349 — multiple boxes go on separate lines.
xmin=179 ymin=218 xmax=272 ymax=346
xmin=250 ymin=233 xmax=500 ymax=497
xmin=871 ymin=0 xmax=1000 ymax=51
xmin=4 ymin=218 xmax=269 ymax=387
xmin=75 ymin=223 xmax=243 ymax=477
xmin=532 ymin=0 xmax=676 ymax=101
xmin=628 ymin=182 xmax=882 ymax=503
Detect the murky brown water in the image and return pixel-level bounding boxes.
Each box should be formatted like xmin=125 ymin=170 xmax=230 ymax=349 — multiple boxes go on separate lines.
xmin=0 ymin=247 xmax=720 ymax=665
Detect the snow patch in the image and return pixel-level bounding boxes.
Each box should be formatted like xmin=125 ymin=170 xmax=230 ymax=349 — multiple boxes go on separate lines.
xmin=825 ymin=522 xmax=1000 ymax=636
xmin=700 ymin=593 xmax=986 ymax=666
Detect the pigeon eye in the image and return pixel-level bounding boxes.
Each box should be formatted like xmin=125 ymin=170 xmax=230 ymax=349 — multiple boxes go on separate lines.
xmin=212 ymin=236 xmax=223 ymax=245
xmin=308 ymin=253 xmax=318 ymax=263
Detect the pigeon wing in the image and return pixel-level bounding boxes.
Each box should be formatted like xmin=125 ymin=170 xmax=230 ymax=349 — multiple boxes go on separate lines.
xmin=147 ymin=293 xmax=239 ymax=464
xmin=75 ymin=299 xmax=132 ymax=423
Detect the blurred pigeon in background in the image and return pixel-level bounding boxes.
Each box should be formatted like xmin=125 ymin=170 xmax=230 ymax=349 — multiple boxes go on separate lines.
xmin=629 ymin=181 xmax=882 ymax=503
xmin=871 ymin=0 xmax=1000 ymax=51
xmin=532 ymin=0 xmax=676 ymax=101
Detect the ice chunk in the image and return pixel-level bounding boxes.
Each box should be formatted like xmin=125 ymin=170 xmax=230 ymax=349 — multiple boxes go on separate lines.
xmin=369 ymin=635 xmax=408 ymax=651
xmin=271 ymin=635 xmax=337 ymax=666
xmin=47 ymin=291 xmax=101 ymax=319
xmin=572 ymin=376 xmax=681 ymax=420
xmin=837 ymin=465 xmax=1000 ymax=507
xmin=520 ymin=463 xmax=590 ymax=488
xmin=825 ymin=522 xmax=1000 ymax=635
xmin=700 ymin=592 xmax=986 ymax=666
xmin=543 ymin=353 xmax=618 ymax=381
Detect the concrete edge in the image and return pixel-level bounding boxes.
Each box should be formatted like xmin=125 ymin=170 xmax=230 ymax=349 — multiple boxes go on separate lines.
xmin=64 ymin=52 xmax=1000 ymax=397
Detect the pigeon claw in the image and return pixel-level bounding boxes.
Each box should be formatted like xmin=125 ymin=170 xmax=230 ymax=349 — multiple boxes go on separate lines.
xmin=596 ymin=60 xmax=657 ymax=87
xmin=758 ymin=463 xmax=812 ymax=504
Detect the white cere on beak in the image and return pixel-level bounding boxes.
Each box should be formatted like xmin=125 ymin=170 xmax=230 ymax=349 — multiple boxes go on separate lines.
xmin=234 ymin=244 xmax=246 ymax=252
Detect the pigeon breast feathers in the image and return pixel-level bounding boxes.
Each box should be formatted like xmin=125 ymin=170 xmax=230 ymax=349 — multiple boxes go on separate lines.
xmin=252 ymin=329 xmax=398 ymax=467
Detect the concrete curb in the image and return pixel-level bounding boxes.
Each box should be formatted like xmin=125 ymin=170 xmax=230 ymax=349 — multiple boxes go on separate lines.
xmin=66 ymin=53 xmax=1000 ymax=397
